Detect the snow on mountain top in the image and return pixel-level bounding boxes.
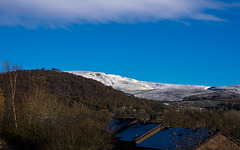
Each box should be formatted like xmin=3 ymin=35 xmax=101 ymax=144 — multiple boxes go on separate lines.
xmin=67 ymin=71 xmax=209 ymax=92
xmin=66 ymin=71 xmax=239 ymax=101
xmin=139 ymin=81 xmax=209 ymax=90
xmin=67 ymin=71 xmax=153 ymax=92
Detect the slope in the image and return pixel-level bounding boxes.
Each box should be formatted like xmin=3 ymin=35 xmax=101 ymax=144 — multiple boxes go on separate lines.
xmin=67 ymin=71 xmax=211 ymax=101
xmin=0 ymin=69 xmax=165 ymax=115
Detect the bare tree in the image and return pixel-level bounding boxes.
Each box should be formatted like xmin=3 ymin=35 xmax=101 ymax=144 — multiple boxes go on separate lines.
xmin=3 ymin=61 xmax=21 ymax=129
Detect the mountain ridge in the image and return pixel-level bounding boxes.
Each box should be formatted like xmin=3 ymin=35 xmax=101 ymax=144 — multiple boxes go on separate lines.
xmin=67 ymin=71 xmax=240 ymax=101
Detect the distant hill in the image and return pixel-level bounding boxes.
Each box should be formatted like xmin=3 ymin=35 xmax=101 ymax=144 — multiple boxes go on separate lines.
xmin=67 ymin=71 xmax=240 ymax=102
xmin=0 ymin=69 xmax=165 ymax=115
xmin=67 ymin=71 xmax=210 ymax=101
xmin=208 ymin=85 xmax=240 ymax=93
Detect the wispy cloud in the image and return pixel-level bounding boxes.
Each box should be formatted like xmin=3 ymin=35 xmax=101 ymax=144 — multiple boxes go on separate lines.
xmin=0 ymin=0 xmax=239 ymax=28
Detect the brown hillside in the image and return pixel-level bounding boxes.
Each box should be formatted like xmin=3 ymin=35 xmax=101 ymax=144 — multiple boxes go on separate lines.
xmin=0 ymin=69 xmax=165 ymax=115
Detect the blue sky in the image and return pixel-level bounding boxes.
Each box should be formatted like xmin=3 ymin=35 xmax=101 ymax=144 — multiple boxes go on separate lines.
xmin=0 ymin=0 xmax=240 ymax=86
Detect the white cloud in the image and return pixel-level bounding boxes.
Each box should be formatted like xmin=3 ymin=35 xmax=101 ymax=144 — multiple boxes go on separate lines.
xmin=0 ymin=0 xmax=239 ymax=28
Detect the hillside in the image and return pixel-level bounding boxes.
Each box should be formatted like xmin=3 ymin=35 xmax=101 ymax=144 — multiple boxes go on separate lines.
xmin=67 ymin=71 xmax=240 ymax=102
xmin=67 ymin=71 xmax=211 ymax=101
xmin=0 ymin=69 xmax=165 ymax=115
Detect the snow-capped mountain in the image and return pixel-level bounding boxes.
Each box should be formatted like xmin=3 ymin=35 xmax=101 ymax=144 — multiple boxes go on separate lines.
xmin=66 ymin=71 xmax=213 ymax=101
xmin=67 ymin=71 xmax=154 ymax=92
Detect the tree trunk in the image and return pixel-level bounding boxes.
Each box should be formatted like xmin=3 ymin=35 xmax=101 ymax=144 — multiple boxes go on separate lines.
xmin=8 ymin=71 xmax=18 ymax=129
xmin=4 ymin=61 xmax=19 ymax=129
